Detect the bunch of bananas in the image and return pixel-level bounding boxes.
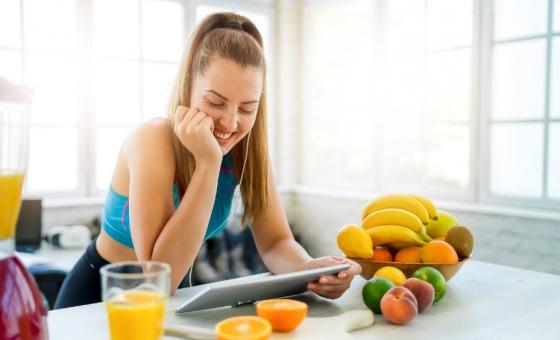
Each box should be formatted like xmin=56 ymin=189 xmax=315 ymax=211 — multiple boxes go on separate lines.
xmin=337 ymin=194 xmax=439 ymax=258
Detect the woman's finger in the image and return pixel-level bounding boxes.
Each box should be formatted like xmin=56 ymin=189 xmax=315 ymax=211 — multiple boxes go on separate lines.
xmin=199 ymin=116 xmax=214 ymax=132
xmin=317 ymin=274 xmax=347 ymax=286
xmin=189 ymin=111 xmax=207 ymax=128
xmin=174 ymin=106 xmax=189 ymax=125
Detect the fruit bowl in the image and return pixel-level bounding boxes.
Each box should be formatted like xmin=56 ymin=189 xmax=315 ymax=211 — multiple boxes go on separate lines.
xmin=349 ymin=257 xmax=470 ymax=282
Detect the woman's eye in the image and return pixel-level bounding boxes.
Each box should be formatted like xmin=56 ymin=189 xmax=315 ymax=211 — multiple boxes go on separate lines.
xmin=208 ymin=100 xmax=224 ymax=107
xmin=239 ymin=107 xmax=254 ymax=114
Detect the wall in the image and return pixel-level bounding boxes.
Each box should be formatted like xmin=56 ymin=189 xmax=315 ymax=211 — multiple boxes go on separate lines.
xmin=284 ymin=192 xmax=560 ymax=276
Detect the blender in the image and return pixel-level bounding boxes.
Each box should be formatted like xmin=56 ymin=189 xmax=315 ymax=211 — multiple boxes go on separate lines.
xmin=0 ymin=78 xmax=49 ymax=339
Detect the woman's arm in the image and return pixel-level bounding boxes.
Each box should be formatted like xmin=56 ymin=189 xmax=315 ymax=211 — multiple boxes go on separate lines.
xmin=251 ymin=165 xmax=361 ymax=299
xmin=126 ymin=115 xmax=221 ymax=293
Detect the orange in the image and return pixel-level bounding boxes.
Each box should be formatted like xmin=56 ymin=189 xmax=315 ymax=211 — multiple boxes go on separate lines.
xmin=421 ymin=240 xmax=459 ymax=264
xmin=394 ymin=246 xmax=422 ymax=263
xmin=371 ymin=247 xmax=393 ymax=262
xmin=215 ymin=316 xmax=272 ymax=340
xmin=256 ymin=299 xmax=307 ymax=332
xmin=373 ymin=266 xmax=407 ymax=285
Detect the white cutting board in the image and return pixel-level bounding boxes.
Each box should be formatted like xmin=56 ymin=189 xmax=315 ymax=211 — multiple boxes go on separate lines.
xmin=165 ymin=309 xmax=374 ymax=340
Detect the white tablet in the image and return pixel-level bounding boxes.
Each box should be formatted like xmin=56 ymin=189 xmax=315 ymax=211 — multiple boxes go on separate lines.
xmin=175 ymin=263 xmax=351 ymax=313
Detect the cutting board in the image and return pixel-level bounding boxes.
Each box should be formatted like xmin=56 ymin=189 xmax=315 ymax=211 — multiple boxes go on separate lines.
xmin=165 ymin=309 xmax=374 ymax=340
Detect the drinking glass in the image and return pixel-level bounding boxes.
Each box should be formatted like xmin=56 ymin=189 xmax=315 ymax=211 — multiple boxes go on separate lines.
xmin=100 ymin=261 xmax=171 ymax=340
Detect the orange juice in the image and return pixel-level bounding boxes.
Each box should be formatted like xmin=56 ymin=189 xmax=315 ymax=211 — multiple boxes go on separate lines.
xmin=0 ymin=172 xmax=25 ymax=240
xmin=105 ymin=291 xmax=166 ymax=340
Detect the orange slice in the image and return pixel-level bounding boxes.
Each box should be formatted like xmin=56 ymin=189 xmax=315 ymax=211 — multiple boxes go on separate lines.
xmin=215 ymin=316 xmax=271 ymax=340
xmin=256 ymin=299 xmax=308 ymax=332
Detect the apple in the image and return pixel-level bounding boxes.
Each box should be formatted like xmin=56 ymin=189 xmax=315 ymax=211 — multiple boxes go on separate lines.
xmin=426 ymin=210 xmax=459 ymax=238
xmin=380 ymin=286 xmax=418 ymax=325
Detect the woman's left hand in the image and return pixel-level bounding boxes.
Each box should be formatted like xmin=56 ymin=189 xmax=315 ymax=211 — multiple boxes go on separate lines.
xmin=303 ymin=256 xmax=362 ymax=299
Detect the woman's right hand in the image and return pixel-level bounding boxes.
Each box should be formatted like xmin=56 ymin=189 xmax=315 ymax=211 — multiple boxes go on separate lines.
xmin=174 ymin=105 xmax=222 ymax=168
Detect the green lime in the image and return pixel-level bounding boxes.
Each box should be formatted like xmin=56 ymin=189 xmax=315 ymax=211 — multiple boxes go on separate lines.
xmin=362 ymin=277 xmax=395 ymax=314
xmin=412 ymin=266 xmax=447 ymax=302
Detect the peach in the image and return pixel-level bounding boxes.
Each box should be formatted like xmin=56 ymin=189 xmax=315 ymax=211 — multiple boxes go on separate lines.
xmin=402 ymin=278 xmax=435 ymax=313
xmin=380 ymin=286 xmax=418 ymax=325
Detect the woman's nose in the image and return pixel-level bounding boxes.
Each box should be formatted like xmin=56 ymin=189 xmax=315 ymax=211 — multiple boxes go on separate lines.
xmin=217 ymin=107 xmax=238 ymax=130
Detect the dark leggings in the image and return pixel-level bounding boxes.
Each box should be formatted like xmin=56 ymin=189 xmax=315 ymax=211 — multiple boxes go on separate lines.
xmin=53 ymin=239 xmax=109 ymax=309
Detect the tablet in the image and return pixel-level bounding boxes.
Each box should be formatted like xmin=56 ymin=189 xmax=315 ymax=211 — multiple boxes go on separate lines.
xmin=175 ymin=263 xmax=351 ymax=313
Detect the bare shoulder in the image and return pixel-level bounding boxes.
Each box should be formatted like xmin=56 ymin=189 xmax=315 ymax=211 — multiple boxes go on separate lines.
xmin=123 ymin=118 xmax=176 ymax=175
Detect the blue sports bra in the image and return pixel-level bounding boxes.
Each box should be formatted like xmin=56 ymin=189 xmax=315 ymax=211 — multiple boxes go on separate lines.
xmin=101 ymin=154 xmax=236 ymax=248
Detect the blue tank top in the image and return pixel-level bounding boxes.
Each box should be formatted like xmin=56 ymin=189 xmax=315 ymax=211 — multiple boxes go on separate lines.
xmin=101 ymin=154 xmax=236 ymax=248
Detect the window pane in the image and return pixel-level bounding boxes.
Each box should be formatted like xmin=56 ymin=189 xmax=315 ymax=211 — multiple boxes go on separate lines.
xmin=0 ymin=0 xmax=21 ymax=48
xmin=551 ymin=38 xmax=560 ymax=118
xmin=549 ymin=123 xmax=560 ymax=199
xmin=141 ymin=0 xmax=184 ymax=62
xmin=426 ymin=49 xmax=472 ymax=123
xmin=425 ymin=124 xmax=470 ymax=189
xmin=95 ymin=126 xmax=133 ymax=191
xmin=142 ymin=62 xmax=177 ymax=119
xmin=491 ymin=40 xmax=546 ymax=120
xmin=93 ymin=0 xmax=139 ymax=58
xmin=94 ymin=59 xmax=140 ymax=124
xmin=23 ymin=0 xmax=76 ymax=51
xmin=555 ymin=0 xmax=560 ymax=32
xmin=301 ymin=0 xmax=375 ymax=187
xmin=0 ymin=50 xmax=22 ymax=84
xmin=24 ymin=52 xmax=78 ymax=124
xmin=27 ymin=127 xmax=78 ymax=192
xmin=196 ymin=5 xmax=227 ymax=22
xmin=426 ymin=0 xmax=473 ymax=50
xmin=494 ymin=0 xmax=548 ymax=40
xmin=490 ymin=123 xmax=543 ymax=198
xmin=379 ymin=125 xmax=424 ymax=187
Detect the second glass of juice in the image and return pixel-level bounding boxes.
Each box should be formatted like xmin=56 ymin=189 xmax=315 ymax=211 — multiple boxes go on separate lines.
xmin=100 ymin=261 xmax=171 ymax=340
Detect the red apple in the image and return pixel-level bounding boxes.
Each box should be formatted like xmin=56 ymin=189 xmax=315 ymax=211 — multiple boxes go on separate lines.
xmin=380 ymin=286 xmax=418 ymax=325
xmin=402 ymin=278 xmax=435 ymax=313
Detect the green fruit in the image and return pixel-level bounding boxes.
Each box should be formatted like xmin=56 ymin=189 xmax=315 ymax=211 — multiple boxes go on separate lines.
xmin=426 ymin=210 xmax=459 ymax=238
xmin=412 ymin=267 xmax=447 ymax=302
xmin=362 ymin=277 xmax=395 ymax=314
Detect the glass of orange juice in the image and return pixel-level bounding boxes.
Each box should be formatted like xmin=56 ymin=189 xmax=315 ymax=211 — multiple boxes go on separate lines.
xmin=0 ymin=81 xmax=31 ymax=253
xmin=100 ymin=261 xmax=171 ymax=340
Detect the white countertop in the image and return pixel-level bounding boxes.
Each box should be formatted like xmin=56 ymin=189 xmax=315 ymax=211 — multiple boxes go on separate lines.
xmin=47 ymin=260 xmax=560 ymax=340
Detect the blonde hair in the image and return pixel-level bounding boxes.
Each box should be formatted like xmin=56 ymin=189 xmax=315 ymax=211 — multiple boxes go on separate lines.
xmin=168 ymin=12 xmax=269 ymax=226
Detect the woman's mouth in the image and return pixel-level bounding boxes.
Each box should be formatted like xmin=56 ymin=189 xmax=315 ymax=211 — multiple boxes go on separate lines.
xmin=213 ymin=130 xmax=234 ymax=145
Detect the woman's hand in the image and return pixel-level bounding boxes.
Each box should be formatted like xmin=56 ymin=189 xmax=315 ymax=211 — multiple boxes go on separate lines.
xmin=304 ymin=256 xmax=362 ymax=299
xmin=174 ymin=105 xmax=222 ymax=167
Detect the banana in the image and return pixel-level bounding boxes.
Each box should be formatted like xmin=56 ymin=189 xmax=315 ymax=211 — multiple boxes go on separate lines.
xmin=362 ymin=208 xmax=432 ymax=241
xmin=361 ymin=194 xmax=430 ymax=224
xmin=409 ymin=194 xmax=438 ymax=220
xmin=337 ymin=224 xmax=374 ymax=258
xmin=366 ymin=225 xmax=427 ymax=247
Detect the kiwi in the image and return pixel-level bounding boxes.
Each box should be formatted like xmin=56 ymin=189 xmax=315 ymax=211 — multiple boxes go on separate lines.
xmin=444 ymin=226 xmax=474 ymax=259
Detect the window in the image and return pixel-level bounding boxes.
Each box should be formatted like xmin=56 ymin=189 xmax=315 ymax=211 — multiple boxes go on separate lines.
xmin=484 ymin=0 xmax=559 ymax=209
xmin=300 ymin=0 xmax=559 ymax=211
xmin=0 ymin=0 xmax=273 ymax=200
xmin=301 ymin=0 xmax=473 ymax=197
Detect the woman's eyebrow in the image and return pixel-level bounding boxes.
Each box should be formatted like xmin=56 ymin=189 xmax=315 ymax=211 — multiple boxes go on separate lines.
xmin=205 ymin=90 xmax=259 ymax=104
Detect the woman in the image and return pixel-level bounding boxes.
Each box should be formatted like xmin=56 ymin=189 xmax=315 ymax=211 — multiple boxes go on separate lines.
xmin=55 ymin=12 xmax=361 ymax=309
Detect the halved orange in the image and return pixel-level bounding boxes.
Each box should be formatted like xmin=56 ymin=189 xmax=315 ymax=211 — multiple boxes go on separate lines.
xmin=256 ymin=299 xmax=308 ymax=332
xmin=215 ymin=316 xmax=271 ymax=340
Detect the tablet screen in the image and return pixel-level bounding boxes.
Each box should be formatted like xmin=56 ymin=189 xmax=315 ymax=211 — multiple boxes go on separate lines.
xmin=175 ymin=263 xmax=350 ymax=313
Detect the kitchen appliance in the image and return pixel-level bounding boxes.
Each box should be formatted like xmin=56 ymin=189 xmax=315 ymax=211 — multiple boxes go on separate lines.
xmin=0 ymin=78 xmax=49 ymax=339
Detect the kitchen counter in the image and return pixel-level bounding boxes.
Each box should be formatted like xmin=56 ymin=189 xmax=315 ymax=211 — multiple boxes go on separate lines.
xmin=47 ymin=260 xmax=560 ymax=339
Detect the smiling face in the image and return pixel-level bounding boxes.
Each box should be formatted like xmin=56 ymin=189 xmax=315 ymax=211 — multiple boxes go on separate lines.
xmin=189 ymin=57 xmax=263 ymax=155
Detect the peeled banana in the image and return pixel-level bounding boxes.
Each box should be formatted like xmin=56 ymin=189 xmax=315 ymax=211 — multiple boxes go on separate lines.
xmin=337 ymin=224 xmax=373 ymax=258
xmin=366 ymin=225 xmax=427 ymax=247
xmin=362 ymin=208 xmax=432 ymax=241
xmin=409 ymin=195 xmax=438 ymax=220
xmin=361 ymin=194 xmax=430 ymax=224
